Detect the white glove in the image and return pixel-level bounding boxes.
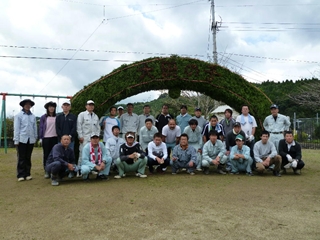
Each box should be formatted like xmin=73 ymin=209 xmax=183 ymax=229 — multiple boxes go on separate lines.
xmin=136 ymin=153 xmax=141 ymax=158
xmin=291 ymin=160 xmax=297 ymax=168
xmin=39 ymin=139 xmax=42 ymax=147
xmin=249 ymin=135 xmax=254 ymax=141
xmin=286 ymin=154 xmax=293 ymax=162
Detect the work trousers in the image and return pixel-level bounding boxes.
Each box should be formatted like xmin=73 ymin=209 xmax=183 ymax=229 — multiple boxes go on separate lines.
xmin=115 ymin=157 xmax=147 ymax=176
xmin=42 ymin=137 xmax=58 ymax=169
xmin=256 ymin=155 xmax=282 ymax=173
xmin=16 ymin=140 xmax=34 ymax=179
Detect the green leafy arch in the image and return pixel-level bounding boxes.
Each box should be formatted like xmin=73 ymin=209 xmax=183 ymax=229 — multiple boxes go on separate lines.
xmin=72 ymin=56 xmax=272 ymax=132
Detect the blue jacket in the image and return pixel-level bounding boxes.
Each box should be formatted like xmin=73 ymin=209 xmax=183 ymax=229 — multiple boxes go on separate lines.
xmin=46 ymin=143 xmax=75 ymax=166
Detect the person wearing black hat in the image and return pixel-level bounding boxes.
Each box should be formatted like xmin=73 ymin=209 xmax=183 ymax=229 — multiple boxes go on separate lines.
xmin=263 ymin=104 xmax=291 ymax=151
xmin=13 ymin=99 xmax=37 ymax=182
xmin=39 ymin=101 xmax=58 ymax=178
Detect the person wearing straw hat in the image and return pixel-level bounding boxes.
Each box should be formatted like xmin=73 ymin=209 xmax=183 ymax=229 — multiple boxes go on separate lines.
xmin=13 ymin=99 xmax=37 ymax=182
xmin=39 ymin=101 xmax=58 ymax=178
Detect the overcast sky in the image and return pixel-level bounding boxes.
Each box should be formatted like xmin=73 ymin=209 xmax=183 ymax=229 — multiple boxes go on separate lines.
xmin=1 ymin=0 xmax=319 ymax=117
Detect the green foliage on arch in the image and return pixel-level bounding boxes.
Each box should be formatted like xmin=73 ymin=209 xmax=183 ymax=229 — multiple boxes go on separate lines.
xmin=72 ymin=56 xmax=272 ymax=132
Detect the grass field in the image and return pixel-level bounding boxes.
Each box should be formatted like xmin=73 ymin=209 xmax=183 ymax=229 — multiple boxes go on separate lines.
xmin=0 ymin=148 xmax=319 ymax=240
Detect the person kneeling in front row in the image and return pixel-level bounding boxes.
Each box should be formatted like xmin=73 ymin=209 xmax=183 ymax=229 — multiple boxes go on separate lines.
xmin=278 ymin=131 xmax=305 ymax=175
xmin=114 ymin=132 xmax=148 ymax=179
xmin=253 ymin=130 xmax=282 ymax=177
xmin=147 ymin=132 xmax=169 ymax=174
xmin=81 ymin=133 xmax=112 ymax=181
xmin=171 ymin=133 xmax=197 ymax=175
xmin=230 ymin=134 xmax=254 ymax=176
xmin=45 ymin=135 xmax=77 ymax=186
xmin=202 ymin=130 xmax=228 ymax=175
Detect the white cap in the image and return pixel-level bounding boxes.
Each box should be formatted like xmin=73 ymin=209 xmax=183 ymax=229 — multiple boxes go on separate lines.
xmin=126 ymin=134 xmax=134 ymax=138
xmin=86 ymin=100 xmax=95 ymax=105
xmin=62 ymin=100 xmax=71 ymax=105
xmin=117 ymin=106 xmax=124 ymax=110
xmin=90 ymin=133 xmax=100 ymax=138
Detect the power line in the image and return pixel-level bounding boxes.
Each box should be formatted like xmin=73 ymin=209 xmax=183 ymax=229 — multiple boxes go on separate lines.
xmin=37 ymin=19 xmax=105 ymax=93
xmin=0 ymin=44 xmax=318 ymax=65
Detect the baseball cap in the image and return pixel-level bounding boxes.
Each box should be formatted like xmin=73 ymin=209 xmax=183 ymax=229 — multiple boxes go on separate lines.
xmin=270 ymin=104 xmax=278 ymax=109
xmin=62 ymin=100 xmax=71 ymax=105
xmin=117 ymin=106 xmax=124 ymax=110
xmin=126 ymin=134 xmax=134 ymax=138
xmin=195 ymin=107 xmax=201 ymax=111
xmin=234 ymin=122 xmax=241 ymax=127
xmin=87 ymin=100 xmax=95 ymax=105
xmin=235 ymin=134 xmax=244 ymax=141
xmin=90 ymin=133 xmax=99 ymax=138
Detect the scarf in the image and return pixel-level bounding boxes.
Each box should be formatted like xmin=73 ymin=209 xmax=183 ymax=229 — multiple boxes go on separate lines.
xmin=90 ymin=143 xmax=102 ymax=165
xmin=209 ymin=124 xmax=222 ymax=133
xmin=240 ymin=114 xmax=253 ymax=125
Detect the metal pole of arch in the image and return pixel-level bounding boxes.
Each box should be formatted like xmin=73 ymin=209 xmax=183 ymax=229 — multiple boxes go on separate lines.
xmin=0 ymin=93 xmax=72 ymax=153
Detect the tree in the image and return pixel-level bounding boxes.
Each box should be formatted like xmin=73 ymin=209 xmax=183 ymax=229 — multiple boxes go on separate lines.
xmin=288 ymin=80 xmax=320 ymax=109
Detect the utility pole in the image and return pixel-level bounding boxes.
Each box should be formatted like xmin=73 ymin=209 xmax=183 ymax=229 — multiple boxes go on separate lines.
xmin=210 ymin=0 xmax=218 ymax=64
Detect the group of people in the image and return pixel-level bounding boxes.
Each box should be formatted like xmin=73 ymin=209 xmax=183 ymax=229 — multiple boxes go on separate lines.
xmin=13 ymin=98 xmax=305 ymax=186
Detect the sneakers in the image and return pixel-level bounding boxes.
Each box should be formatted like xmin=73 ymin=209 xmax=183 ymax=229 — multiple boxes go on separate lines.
xmin=294 ymin=169 xmax=301 ymax=175
xmin=181 ymin=168 xmax=187 ymax=172
xmin=26 ymin=176 xmax=32 ymax=180
xmin=91 ymin=171 xmax=98 ymax=175
xmin=76 ymin=170 xmax=82 ymax=178
xmin=172 ymin=172 xmax=177 ymax=175
xmin=189 ymin=171 xmax=195 ymax=175
xmin=230 ymin=171 xmax=239 ymax=175
xmin=196 ymin=168 xmax=202 ymax=172
xmin=273 ymin=170 xmax=281 ymax=177
xmin=268 ymin=164 xmax=275 ymax=171
xmin=68 ymin=171 xmax=75 ymax=178
xmin=18 ymin=177 xmax=25 ymax=182
xmin=114 ymin=175 xmax=122 ymax=179
xmin=218 ymin=169 xmax=227 ymax=175
xmin=246 ymin=172 xmax=254 ymax=176
xmin=44 ymin=172 xmax=50 ymax=179
xmin=96 ymin=174 xmax=109 ymax=180
xmin=203 ymin=167 xmax=210 ymax=175
xmin=136 ymin=173 xmax=147 ymax=178
xmin=51 ymin=180 xmax=59 ymax=186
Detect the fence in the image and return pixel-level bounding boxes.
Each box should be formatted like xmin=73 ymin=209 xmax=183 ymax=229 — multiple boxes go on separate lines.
xmin=294 ymin=117 xmax=320 ymax=149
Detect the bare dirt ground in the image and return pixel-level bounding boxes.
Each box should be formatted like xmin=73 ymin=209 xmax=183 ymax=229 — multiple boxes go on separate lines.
xmin=0 ymin=148 xmax=319 ymax=240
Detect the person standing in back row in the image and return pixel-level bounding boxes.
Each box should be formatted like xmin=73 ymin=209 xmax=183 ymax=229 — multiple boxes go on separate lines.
xmin=236 ymin=105 xmax=257 ymax=162
xmin=155 ymin=104 xmax=173 ymax=134
xmin=120 ymin=103 xmax=139 ymax=138
xmin=55 ymin=100 xmax=77 ymax=150
xmin=77 ymin=100 xmax=100 ymax=175
xmin=14 ymin=99 xmax=38 ymax=182
xmin=39 ymin=101 xmax=58 ymax=179
xmin=263 ymin=104 xmax=291 ymax=151
xmin=176 ymin=105 xmax=192 ymax=133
